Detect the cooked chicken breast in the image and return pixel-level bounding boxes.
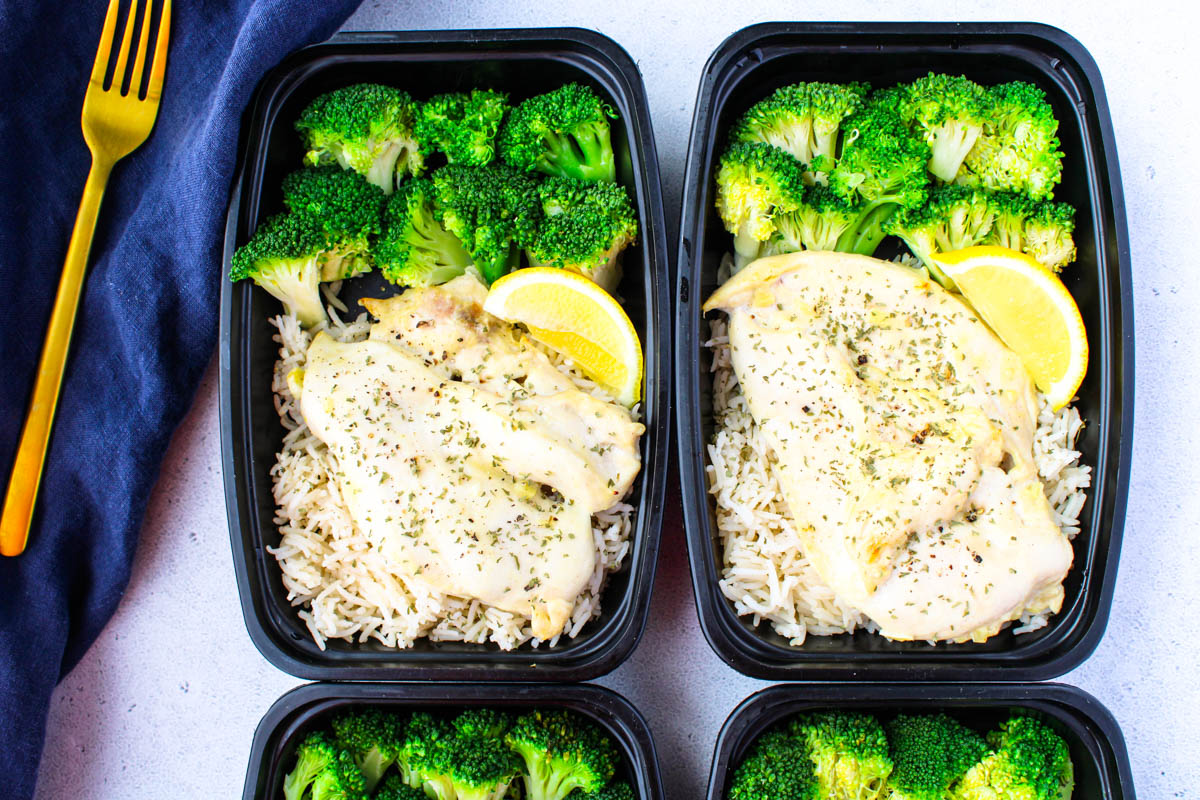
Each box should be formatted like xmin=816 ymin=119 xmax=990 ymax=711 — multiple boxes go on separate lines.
xmin=704 ymin=251 xmax=1073 ymax=642
xmin=298 ymin=275 xmax=643 ymax=640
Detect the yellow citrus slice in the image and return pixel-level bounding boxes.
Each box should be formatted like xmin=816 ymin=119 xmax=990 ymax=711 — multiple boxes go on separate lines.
xmin=483 ymin=268 xmax=643 ymax=407
xmin=931 ymin=245 xmax=1088 ymax=409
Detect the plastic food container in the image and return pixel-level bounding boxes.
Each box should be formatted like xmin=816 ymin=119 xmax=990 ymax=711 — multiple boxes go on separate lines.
xmin=705 ymin=683 xmax=1136 ymax=800
xmin=676 ymin=23 xmax=1134 ymax=680
xmin=219 ymin=29 xmax=670 ymax=681
xmin=243 ymin=682 xmax=664 ymax=800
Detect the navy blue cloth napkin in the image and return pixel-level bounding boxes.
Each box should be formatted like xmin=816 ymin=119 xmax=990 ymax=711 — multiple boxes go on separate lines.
xmin=0 ymin=1 xmax=360 ymax=795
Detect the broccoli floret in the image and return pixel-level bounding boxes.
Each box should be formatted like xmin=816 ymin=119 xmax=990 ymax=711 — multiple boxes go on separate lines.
xmin=727 ymin=728 xmax=818 ymax=800
xmin=295 ymin=83 xmax=423 ymax=193
xmin=898 ymin=74 xmax=991 ymax=183
xmin=828 ymin=92 xmax=931 ymax=256
xmin=952 ymin=716 xmax=1074 ymax=800
xmin=452 ymin=709 xmax=513 ymax=740
xmin=374 ymin=774 xmax=427 ymax=800
xmin=279 ymin=165 xmax=385 ymax=282
xmin=883 ymin=185 xmax=997 ymax=287
xmin=526 ymin=175 xmax=638 ymax=292
xmin=767 ymin=183 xmax=861 ymax=255
xmin=498 ymin=83 xmax=617 ymax=183
xmin=431 ymin=163 xmax=542 ymax=284
xmin=397 ymin=713 xmax=456 ymax=789
xmin=730 ymin=82 xmax=869 ymax=183
xmin=789 ymin=711 xmax=893 ymax=800
xmin=230 ymin=212 xmax=360 ymax=328
xmin=330 ymin=708 xmax=404 ymax=794
xmin=958 ymin=81 xmax=1064 ymax=200
xmin=416 ymin=89 xmax=510 ymax=166
xmin=283 ymin=731 xmax=339 ymax=800
xmin=982 ymin=192 xmax=1077 ymax=271
xmin=504 ymin=710 xmax=619 ymax=800
xmin=567 ymin=780 xmax=635 ymax=800
xmin=372 ymin=178 xmax=473 ymax=288
xmin=715 ymin=141 xmax=808 ymax=267
xmin=885 ymin=714 xmax=990 ymax=800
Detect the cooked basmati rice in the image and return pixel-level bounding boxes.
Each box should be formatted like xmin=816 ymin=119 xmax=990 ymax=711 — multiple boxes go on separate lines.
xmin=266 ymin=303 xmax=635 ymax=651
xmin=705 ymin=315 xmax=1091 ymax=646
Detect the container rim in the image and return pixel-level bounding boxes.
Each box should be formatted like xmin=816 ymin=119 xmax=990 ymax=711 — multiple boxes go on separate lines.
xmin=705 ymin=682 xmax=1136 ymax=800
xmin=675 ymin=21 xmax=1135 ymax=680
xmin=218 ymin=26 xmax=671 ymax=681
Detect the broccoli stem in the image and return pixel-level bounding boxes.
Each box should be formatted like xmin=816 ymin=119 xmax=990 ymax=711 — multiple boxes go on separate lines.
xmin=733 ymin=222 xmax=764 ymax=270
xmin=574 ymin=125 xmax=616 ymax=183
xmin=837 ymin=202 xmax=897 ymax=256
xmin=365 ymin=140 xmax=404 ymax=194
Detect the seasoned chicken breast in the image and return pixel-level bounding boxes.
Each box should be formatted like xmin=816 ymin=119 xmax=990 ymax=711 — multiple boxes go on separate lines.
xmin=704 ymin=251 xmax=1073 ymax=642
xmin=298 ymin=275 xmax=643 ymax=640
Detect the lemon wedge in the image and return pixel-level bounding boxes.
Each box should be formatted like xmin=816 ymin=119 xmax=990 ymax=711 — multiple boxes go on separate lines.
xmin=931 ymin=245 xmax=1087 ymax=409
xmin=483 ymin=268 xmax=643 ymax=407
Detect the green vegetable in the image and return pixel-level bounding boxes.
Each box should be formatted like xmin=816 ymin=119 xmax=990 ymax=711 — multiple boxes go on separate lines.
xmin=416 ymin=89 xmax=510 ymax=166
xmin=567 ymin=780 xmax=635 ymax=800
xmin=499 ymin=83 xmax=618 ymax=183
xmin=728 ymin=728 xmax=818 ymax=800
xmin=715 ymin=141 xmax=808 ymax=267
xmin=409 ymin=734 xmax=523 ymax=800
xmin=431 ymin=163 xmax=542 ymax=284
xmin=730 ymin=82 xmax=869 ymax=184
xmin=952 ymin=716 xmax=1074 ymax=800
xmin=397 ymin=712 xmax=455 ymax=789
xmin=983 ymin=191 xmax=1078 ymax=271
xmin=373 ymin=774 xmax=427 ymax=800
xmin=372 ymin=178 xmax=472 ymax=288
xmin=828 ymin=90 xmax=931 ymax=256
xmin=883 ymin=185 xmax=998 ymax=287
xmin=504 ymin=709 xmax=619 ymax=800
xmin=295 ymin=83 xmax=423 ymax=193
xmin=958 ymin=81 xmax=1064 ymax=200
xmin=789 ymin=711 xmax=893 ymax=800
xmin=898 ymin=74 xmax=991 ymax=183
xmin=885 ymin=714 xmax=989 ymax=800
xmin=281 ymin=165 xmax=387 ymax=240
xmin=766 ymin=183 xmax=861 ymax=255
xmin=526 ymin=175 xmax=639 ymax=292
xmin=452 ymin=708 xmax=514 ymax=741
xmin=330 ymin=708 xmax=404 ymax=794
xmin=282 ymin=730 xmax=368 ymax=800
xmin=229 ymin=212 xmax=364 ymax=328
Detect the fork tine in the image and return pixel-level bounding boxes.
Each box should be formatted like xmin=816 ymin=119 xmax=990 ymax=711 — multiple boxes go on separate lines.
xmin=89 ymin=0 xmax=121 ymax=84
xmin=146 ymin=0 xmax=170 ymax=99
xmin=126 ymin=0 xmax=155 ymax=96
xmin=110 ymin=0 xmax=140 ymax=92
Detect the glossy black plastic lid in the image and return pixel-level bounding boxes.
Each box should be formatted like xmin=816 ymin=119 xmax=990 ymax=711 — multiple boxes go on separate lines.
xmin=706 ymin=683 xmax=1135 ymax=800
xmin=243 ymin=682 xmax=664 ymax=800
xmin=676 ymin=23 xmax=1134 ymax=680
xmin=219 ymin=29 xmax=670 ymax=681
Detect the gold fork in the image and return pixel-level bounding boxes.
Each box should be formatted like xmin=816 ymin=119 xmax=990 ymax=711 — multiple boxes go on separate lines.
xmin=0 ymin=0 xmax=171 ymax=557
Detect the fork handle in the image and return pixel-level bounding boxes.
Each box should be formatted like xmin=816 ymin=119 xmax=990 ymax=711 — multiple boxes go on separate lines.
xmin=1 ymin=155 xmax=114 ymax=556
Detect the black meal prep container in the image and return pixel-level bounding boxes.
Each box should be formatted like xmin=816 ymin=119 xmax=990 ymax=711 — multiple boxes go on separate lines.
xmin=219 ymin=29 xmax=670 ymax=681
xmin=706 ymin=683 xmax=1135 ymax=800
xmin=676 ymin=23 xmax=1134 ymax=680
xmin=243 ymin=682 xmax=665 ymax=800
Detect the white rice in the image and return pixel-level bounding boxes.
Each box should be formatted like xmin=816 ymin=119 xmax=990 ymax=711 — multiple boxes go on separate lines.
xmin=265 ymin=301 xmax=635 ymax=651
xmin=704 ymin=315 xmax=1092 ymax=646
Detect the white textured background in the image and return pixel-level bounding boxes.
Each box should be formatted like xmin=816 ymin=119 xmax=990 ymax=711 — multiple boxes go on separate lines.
xmin=34 ymin=1 xmax=1199 ymax=798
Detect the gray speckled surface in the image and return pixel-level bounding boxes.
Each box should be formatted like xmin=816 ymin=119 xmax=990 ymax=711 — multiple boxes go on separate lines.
xmin=32 ymin=1 xmax=1200 ymax=798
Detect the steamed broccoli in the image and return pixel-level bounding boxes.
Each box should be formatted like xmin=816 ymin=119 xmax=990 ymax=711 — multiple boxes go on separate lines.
xmin=372 ymin=178 xmax=473 ymax=287
xmin=884 ymin=714 xmax=990 ymax=800
xmin=416 ymin=89 xmax=510 ymax=166
xmin=766 ymin=183 xmax=860 ymax=255
xmin=374 ymin=774 xmax=428 ymax=800
xmin=229 ymin=212 xmax=363 ymax=328
xmin=283 ymin=731 xmax=339 ymax=800
xmin=730 ymin=82 xmax=869 ymax=183
xmin=982 ymin=192 xmax=1077 ymax=271
xmin=952 ymin=717 xmax=1074 ymax=800
xmin=883 ymin=185 xmax=997 ymax=287
xmin=898 ymin=74 xmax=991 ymax=183
xmin=828 ymin=91 xmax=931 ymax=256
xmin=331 ymin=708 xmax=404 ymax=794
xmin=431 ymin=163 xmax=542 ymax=284
xmin=727 ymin=728 xmax=818 ymax=800
xmin=397 ymin=713 xmax=455 ymax=789
xmin=281 ymin=165 xmax=387 ymax=238
xmin=567 ymin=781 xmax=634 ymax=800
xmin=526 ymin=175 xmax=638 ymax=292
xmin=452 ymin=709 xmax=513 ymax=741
xmin=498 ymin=83 xmax=618 ymax=183
xmin=410 ymin=735 xmax=523 ymax=800
xmin=715 ymin=141 xmax=808 ymax=267
xmin=295 ymin=83 xmax=423 ymax=193
xmin=789 ymin=711 xmax=893 ymax=800
xmin=504 ymin=710 xmax=619 ymax=800
xmin=958 ymin=81 xmax=1064 ymax=200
